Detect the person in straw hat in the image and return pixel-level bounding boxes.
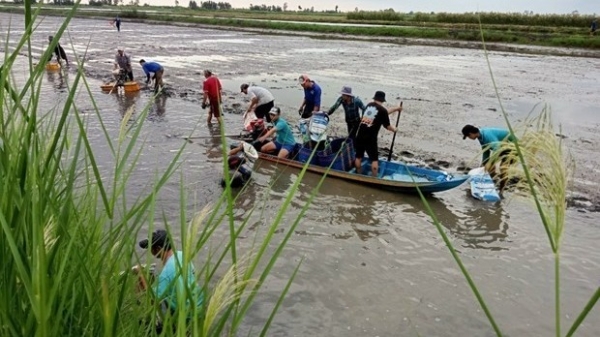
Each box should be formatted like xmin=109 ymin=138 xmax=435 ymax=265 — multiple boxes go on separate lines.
xmin=327 ymin=85 xmax=367 ymax=143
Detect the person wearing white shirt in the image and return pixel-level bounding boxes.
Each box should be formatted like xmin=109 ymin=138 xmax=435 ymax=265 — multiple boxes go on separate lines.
xmin=240 ymin=84 xmax=275 ymax=123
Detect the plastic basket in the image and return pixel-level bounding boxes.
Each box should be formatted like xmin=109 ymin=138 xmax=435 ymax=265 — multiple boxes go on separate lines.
xmin=317 ymin=138 xmax=355 ymax=171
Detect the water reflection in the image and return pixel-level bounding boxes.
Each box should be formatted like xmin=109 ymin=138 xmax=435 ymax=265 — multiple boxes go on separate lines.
xmin=45 ymin=70 xmax=67 ymax=91
xmin=201 ymin=124 xmax=225 ymax=161
xmin=403 ymin=194 xmax=509 ymax=251
xmin=112 ymin=91 xmax=139 ymax=119
xmin=148 ymin=94 xmax=167 ymax=122
xmin=241 ymin=162 xmax=509 ymax=250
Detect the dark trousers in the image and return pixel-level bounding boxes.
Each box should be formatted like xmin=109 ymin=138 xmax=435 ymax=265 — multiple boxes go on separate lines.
xmin=255 ymin=100 xmax=274 ymax=123
xmin=347 ymin=120 xmax=360 ymax=142
xmin=301 ymin=103 xmax=315 ymax=119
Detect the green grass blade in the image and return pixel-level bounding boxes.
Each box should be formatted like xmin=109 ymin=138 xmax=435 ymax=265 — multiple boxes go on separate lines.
xmin=259 ymin=259 xmax=303 ymax=337
xmin=565 ymin=287 xmax=600 ymax=337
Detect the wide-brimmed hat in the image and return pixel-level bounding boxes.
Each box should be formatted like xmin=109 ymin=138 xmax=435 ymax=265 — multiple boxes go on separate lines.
xmin=373 ymin=91 xmax=386 ymax=102
xmin=340 ymin=86 xmax=354 ymax=97
xmin=138 ymin=229 xmax=170 ymax=250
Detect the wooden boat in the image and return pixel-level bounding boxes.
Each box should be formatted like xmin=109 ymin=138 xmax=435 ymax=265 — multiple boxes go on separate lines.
xmin=100 ymin=81 xmax=140 ymax=93
xmin=257 ymin=139 xmax=469 ymax=194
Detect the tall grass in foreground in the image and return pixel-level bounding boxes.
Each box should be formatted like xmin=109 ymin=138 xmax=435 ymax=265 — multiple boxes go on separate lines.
xmin=412 ymin=16 xmax=600 ymax=337
xmin=0 ymin=1 xmax=317 ymax=336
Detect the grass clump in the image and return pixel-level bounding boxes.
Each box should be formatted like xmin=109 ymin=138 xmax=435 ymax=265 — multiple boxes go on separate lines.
xmin=0 ymin=1 xmax=319 ymax=336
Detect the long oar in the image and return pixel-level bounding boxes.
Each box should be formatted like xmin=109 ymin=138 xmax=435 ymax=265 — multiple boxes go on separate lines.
xmin=387 ymin=101 xmax=403 ymax=162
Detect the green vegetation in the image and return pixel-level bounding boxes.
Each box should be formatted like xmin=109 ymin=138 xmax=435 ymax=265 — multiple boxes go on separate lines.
xmin=0 ymin=4 xmax=598 ymax=50
xmin=348 ymin=10 xmax=595 ymax=28
xmin=0 ymin=1 xmax=336 ymax=336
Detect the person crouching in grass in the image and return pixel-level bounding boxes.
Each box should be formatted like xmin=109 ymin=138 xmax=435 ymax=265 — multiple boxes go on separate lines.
xmin=135 ymin=229 xmax=204 ymax=334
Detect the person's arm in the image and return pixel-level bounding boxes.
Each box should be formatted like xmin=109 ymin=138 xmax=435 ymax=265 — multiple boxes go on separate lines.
xmin=247 ymin=95 xmax=259 ymax=113
xmin=201 ymin=91 xmax=208 ymax=108
xmin=142 ymin=65 xmax=150 ymax=84
xmin=386 ymin=102 xmax=403 ymax=115
xmin=299 ymin=98 xmax=306 ymax=114
xmin=385 ymin=124 xmax=397 ymax=133
xmin=313 ymin=85 xmax=322 ymax=111
xmin=327 ymin=96 xmax=342 ymax=115
xmin=258 ymin=126 xmax=278 ymax=142
xmin=357 ymin=98 xmax=366 ymax=115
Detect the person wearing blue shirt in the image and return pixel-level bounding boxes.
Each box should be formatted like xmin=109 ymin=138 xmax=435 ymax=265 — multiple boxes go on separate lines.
xmin=462 ymin=124 xmax=517 ymax=192
xmin=139 ymin=59 xmax=164 ymax=93
xmin=298 ymin=74 xmax=322 ymax=119
xmin=258 ymin=107 xmax=297 ymax=158
xmin=136 ymin=229 xmax=204 ymax=333
xmin=591 ymin=19 xmax=597 ymax=36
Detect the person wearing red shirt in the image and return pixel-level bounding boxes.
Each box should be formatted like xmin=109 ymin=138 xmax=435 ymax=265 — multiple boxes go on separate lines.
xmin=201 ymin=70 xmax=222 ymax=124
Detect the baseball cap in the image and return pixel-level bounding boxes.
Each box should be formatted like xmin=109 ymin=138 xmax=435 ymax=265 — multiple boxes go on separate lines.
xmin=269 ymin=106 xmax=281 ymax=115
xmin=138 ymin=229 xmax=171 ymax=250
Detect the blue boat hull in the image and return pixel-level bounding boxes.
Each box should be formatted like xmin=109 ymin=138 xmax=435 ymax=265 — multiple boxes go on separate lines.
xmin=257 ymin=145 xmax=469 ymax=194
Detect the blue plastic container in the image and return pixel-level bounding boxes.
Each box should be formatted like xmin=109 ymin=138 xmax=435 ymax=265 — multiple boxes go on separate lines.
xmin=317 ymin=138 xmax=355 ymax=171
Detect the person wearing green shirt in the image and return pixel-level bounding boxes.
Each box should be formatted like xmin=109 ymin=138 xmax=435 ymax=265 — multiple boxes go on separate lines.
xmin=462 ymin=124 xmax=517 ymax=192
xmin=258 ymin=107 xmax=296 ymax=158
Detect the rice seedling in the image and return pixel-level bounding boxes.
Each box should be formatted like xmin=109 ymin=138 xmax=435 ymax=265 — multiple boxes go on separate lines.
xmin=0 ymin=1 xmax=318 ymax=336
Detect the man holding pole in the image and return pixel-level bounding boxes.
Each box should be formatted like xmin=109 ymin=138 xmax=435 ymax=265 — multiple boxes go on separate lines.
xmin=354 ymin=91 xmax=403 ymax=177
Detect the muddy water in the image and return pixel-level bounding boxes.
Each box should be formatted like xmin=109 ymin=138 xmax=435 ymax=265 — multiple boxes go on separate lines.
xmin=3 ymin=13 xmax=600 ymax=336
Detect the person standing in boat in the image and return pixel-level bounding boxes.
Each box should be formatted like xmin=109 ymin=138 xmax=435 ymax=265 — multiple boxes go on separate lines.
xmin=114 ymin=49 xmax=134 ymax=82
xmin=139 ymin=59 xmax=164 ymax=93
xmin=327 ymin=86 xmax=366 ymax=143
xmin=202 ymin=70 xmax=223 ymax=125
xmin=461 ymin=124 xmax=517 ymax=193
xmin=258 ymin=107 xmax=296 ymax=158
xmin=47 ymin=35 xmax=69 ymax=67
xmin=354 ymin=91 xmax=402 ymax=177
xmin=240 ymin=83 xmax=275 ymax=123
xmin=298 ymin=74 xmax=322 ymax=119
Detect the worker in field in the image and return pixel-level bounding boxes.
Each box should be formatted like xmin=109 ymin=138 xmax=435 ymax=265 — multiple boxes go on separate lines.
xmin=48 ymin=35 xmax=69 ymax=67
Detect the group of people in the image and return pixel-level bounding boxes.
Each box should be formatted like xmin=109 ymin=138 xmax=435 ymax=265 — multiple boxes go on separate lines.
xmin=236 ymin=74 xmax=517 ymax=194
xmin=237 ymin=74 xmax=403 ymax=178
xmin=45 ymin=36 xmax=515 ymax=193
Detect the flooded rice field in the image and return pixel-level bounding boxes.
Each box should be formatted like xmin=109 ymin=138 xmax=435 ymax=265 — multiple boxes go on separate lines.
xmin=2 ymin=13 xmax=600 ymax=336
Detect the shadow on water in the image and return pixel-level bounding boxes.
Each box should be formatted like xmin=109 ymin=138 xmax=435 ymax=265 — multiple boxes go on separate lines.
xmin=112 ymin=91 xmax=139 ymax=119
xmin=249 ymin=160 xmax=509 ymax=250
xmin=45 ymin=70 xmax=67 ymax=91
xmin=148 ymin=94 xmax=167 ymax=122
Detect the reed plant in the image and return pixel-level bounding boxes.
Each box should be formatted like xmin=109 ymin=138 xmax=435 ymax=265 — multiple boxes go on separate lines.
xmin=410 ymin=16 xmax=600 ymax=337
xmin=0 ymin=1 xmax=315 ymax=336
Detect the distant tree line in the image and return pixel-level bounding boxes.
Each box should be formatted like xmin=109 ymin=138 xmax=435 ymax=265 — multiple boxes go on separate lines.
xmin=189 ymin=1 xmax=232 ymax=10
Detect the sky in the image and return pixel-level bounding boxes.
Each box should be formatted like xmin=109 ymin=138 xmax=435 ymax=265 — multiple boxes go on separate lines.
xmin=148 ymin=0 xmax=597 ymax=14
